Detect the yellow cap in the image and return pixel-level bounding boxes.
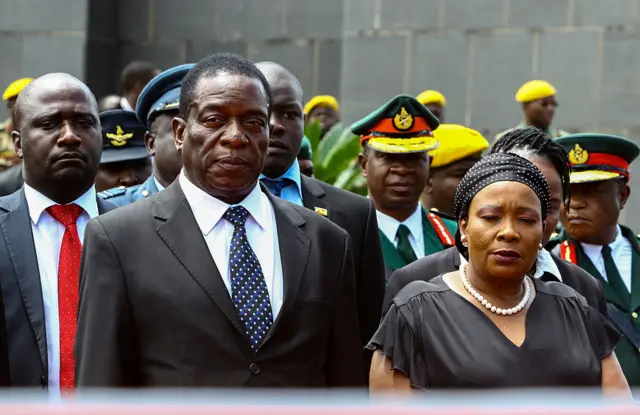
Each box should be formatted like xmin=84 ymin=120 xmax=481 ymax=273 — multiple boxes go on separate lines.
xmin=416 ymin=90 xmax=447 ymax=107
xmin=2 ymin=78 xmax=33 ymax=101
xmin=515 ymin=80 xmax=556 ymax=103
xmin=303 ymin=95 xmax=340 ymax=115
xmin=430 ymin=124 xmax=488 ymax=168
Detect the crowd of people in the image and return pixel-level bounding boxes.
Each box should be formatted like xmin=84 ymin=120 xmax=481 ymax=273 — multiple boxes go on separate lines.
xmin=0 ymin=51 xmax=637 ymax=399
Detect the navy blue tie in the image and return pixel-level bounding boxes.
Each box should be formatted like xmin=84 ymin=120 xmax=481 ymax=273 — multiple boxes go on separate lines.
xmin=261 ymin=178 xmax=294 ymax=198
xmin=223 ymin=205 xmax=273 ymax=350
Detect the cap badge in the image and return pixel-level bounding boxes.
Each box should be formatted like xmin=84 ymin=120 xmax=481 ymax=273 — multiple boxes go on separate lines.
xmin=393 ymin=107 xmax=413 ymax=131
xmin=106 ymin=125 xmax=134 ymax=147
xmin=568 ymin=144 xmax=589 ymax=165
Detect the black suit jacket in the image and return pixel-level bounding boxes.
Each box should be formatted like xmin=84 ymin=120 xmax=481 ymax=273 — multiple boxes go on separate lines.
xmin=383 ymin=246 xmax=608 ymax=316
xmin=300 ymin=176 xmax=385 ymax=360
xmin=75 ymin=181 xmax=364 ymax=387
xmin=0 ymin=188 xmax=115 ymax=388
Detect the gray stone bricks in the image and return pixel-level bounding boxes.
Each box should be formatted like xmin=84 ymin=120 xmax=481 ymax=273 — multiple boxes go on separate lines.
xmin=285 ymin=0 xmax=343 ymax=39
xmin=380 ymin=0 xmax=440 ymax=30
xmin=508 ymin=0 xmax=570 ymax=28
xmin=250 ymin=41 xmax=315 ymax=98
xmin=344 ymin=0 xmax=377 ymax=31
xmin=573 ymin=0 xmax=637 ymax=26
xmin=444 ymin=0 xmax=504 ymax=30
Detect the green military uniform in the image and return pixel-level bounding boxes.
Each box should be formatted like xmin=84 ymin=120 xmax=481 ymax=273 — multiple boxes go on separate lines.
xmin=549 ymin=133 xmax=640 ymax=385
xmin=379 ymin=208 xmax=457 ymax=274
xmin=351 ymin=95 xmax=458 ymax=278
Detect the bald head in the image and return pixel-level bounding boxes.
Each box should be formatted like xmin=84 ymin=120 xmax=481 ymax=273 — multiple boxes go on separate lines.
xmin=256 ymin=62 xmax=303 ymax=103
xmin=14 ymin=73 xmax=98 ymax=130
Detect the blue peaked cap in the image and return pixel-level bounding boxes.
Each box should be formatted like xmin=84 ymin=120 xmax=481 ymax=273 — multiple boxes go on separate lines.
xmin=135 ymin=63 xmax=195 ymax=128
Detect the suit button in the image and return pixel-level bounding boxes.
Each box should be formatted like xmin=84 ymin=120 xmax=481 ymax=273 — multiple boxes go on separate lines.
xmin=39 ymin=376 xmax=47 ymax=388
xmin=632 ymin=312 xmax=638 ymax=319
xmin=249 ymin=363 xmax=260 ymax=375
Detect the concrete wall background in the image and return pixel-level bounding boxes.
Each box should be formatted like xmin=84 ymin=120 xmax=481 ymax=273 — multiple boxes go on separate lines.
xmin=2 ymin=0 xmax=640 ymax=227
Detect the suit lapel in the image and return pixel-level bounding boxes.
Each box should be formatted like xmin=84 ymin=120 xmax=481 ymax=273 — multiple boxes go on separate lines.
xmin=261 ymin=194 xmax=310 ymax=345
xmin=152 ymin=182 xmax=246 ymax=336
xmin=619 ymin=226 xmax=640 ymax=312
xmin=300 ymin=176 xmax=331 ymax=220
xmin=571 ymin=236 xmax=628 ymax=310
xmin=0 ymin=189 xmax=47 ymax=370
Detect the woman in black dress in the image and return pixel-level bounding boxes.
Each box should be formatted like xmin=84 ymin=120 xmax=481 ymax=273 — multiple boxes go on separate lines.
xmin=368 ymin=152 xmax=630 ymax=395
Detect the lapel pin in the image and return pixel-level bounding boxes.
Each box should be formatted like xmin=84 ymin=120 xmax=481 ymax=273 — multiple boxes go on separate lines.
xmin=314 ymin=207 xmax=328 ymax=217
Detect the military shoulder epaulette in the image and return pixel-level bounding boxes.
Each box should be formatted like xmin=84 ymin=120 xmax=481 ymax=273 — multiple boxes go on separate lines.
xmin=98 ymin=186 xmax=127 ymax=199
xmin=429 ymin=208 xmax=456 ymax=221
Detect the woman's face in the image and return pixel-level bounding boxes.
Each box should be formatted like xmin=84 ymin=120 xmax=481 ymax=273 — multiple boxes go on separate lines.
xmin=460 ymin=181 xmax=545 ymax=280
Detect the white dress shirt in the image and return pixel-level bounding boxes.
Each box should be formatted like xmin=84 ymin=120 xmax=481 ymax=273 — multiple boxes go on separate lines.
xmin=23 ymin=183 xmax=99 ymax=398
xmin=376 ymin=205 xmax=425 ymax=259
xmin=460 ymin=248 xmax=562 ymax=281
xmin=581 ymin=225 xmax=632 ymax=292
xmin=179 ymin=172 xmax=284 ymax=318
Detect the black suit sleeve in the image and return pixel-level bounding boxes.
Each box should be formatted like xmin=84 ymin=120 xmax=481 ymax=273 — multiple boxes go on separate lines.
xmin=75 ymin=218 xmax=138 ymax=387
xmin=328 ymin=234 xmax=365 ymax=387
xmin=0 ymin=283 xmax=9 ymax=386
xmin=357 ymin=200 xmax=385 ymax=349
xmin=383 ymin=268 xmax=410 ymax=315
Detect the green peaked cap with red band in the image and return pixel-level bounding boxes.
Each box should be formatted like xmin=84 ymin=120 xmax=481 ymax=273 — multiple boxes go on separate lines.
xmin=351 ymin=94 xmax=440 ymax=154
xmin=555 ymin=133 xmax=640 ymax=183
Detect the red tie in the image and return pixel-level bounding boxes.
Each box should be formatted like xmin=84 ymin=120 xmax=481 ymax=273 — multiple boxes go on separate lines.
xmin=46 ymin=203 xmax=84 ymax=390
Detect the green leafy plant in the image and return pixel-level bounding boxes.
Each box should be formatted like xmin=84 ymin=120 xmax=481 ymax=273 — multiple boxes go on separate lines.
xmin=305 ymin=122 xmax=367 ymax=196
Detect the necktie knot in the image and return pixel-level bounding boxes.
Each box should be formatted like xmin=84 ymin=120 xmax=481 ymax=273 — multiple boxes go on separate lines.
xmin=47 ymin=203 xmax=83 ymax=227
xmin=223 ymin=205 xmax=250 ymax=228
xmin=602 ymin=245 xmax=613 ymax=257
xmin=396 ymin=224 xmax=412 ymax=239
xmin=261 ymin=178 xmax=294 ymax=198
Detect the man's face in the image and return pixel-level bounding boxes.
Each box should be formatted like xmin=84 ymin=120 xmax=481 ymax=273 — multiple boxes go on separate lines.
xmin=146 ymin=112 xmax=182 ymax=186
xmin=94 ymin=158 xmax=152 ymax=192
xmin=524 ymin=96 xmax=557 ymax=131
xmin=425 ymin=103 xmax=443 ymax=122
xmin=425 ymin=157 xmax=479 ymax=215
xmin=260 ymin=70 xmax=304 ymax=178
xmin=359 ymin=147 xmax=430 ymax=213
xmin=307 ymin=105 xmax=339 ymax=137
xmin=173 ymin=73 xmax=270 ymax=204
xmin=14 ymin=82 xmax=102 ymax=194
xmin=562 ymin=179 xmax=630 ymax=245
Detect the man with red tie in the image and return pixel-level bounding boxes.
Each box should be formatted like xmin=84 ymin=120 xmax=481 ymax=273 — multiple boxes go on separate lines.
xmin=0 ymin=73 xmax=115 ymax=395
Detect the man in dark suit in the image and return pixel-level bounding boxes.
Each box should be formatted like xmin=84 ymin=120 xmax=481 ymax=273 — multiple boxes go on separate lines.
xmin=255 ymin=62 xmax=385 ymax=367
xmin=75 ymin=53 xmax=363 ymax=388
xmin=0 ymin=73 xmax=115 ymax=395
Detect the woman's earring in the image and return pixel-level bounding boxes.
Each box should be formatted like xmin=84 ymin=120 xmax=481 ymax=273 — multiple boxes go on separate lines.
xmin=539 ymin=242 xmax=544 ymax=251
xmin=461 ymin=236 xmax=468 ymax=247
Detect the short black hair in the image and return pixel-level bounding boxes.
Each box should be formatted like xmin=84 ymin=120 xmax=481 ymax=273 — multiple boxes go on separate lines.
xmin=179 ymin=53 xmax=272 ymax=119
xmin=121 ymin=61 xmax=159 ymax=93
xmin=490 ymin=126 xmax=571 ymax=207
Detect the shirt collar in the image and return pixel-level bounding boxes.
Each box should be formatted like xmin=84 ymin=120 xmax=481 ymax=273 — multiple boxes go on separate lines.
xmin=259 ymin=160 xmax=303 ymax=197
xmin=376 ymin=204 xmax=422 ymax=242
xmin=179 ymin=170 xmax=270 ymax=235
xmin=458 ymin=248 xmax=562 ymax=281
xmin=23 ymin=182 xmax=99 ymax=225
xmin=120 ymin=97 xmax=134 ymax=112
xmin=153 ymin=176 xmax=165 ymax=192
xmin=581 ymin=225 xmax=624 ymax=255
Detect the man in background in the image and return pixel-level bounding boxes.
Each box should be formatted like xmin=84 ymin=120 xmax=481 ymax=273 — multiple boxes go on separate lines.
xmin=94 ymin=110 xmax=151 ymax=193
xmin=99 ymin=64 xmax=192 ymax=206
xmin=118 ymin=61 xmax=160 ymax=112
xmin=416 ymin=89 xmax=446 ymax=122
xmin=497 ymin=80 xmax=568 ymax=140
xmin=421 ymin=124 xmax=488 ymax=216
xmin=303 ymin=95 xmax=340 ymax=138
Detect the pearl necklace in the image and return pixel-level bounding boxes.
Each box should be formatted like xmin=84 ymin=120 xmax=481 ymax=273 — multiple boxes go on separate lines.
xmin=460 ymin=264 xmax=531 ymax=316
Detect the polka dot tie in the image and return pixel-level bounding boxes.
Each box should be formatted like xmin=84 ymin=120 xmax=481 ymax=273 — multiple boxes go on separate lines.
xmin=223 ymin=205 xmax=273 ymax=350
xmin=46 ymin=203 xmax=84 ymax=391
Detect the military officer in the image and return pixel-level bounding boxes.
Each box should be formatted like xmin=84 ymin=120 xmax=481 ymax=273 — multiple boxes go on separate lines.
xmin=496 ymin=80 xmax=568 ymax=140
xmin=303 ymin=95 xmax=341 ymax=138
xmin=549 ymin=133 xmax=640 ymax=386
xmin=416 ymin=89 xmax=446 ymax=122
xmin=355 ymin=95 xmax=457 ymax=279
xmin=99 ymin=64 xmax=193 ymax=205
xmin=421 ymin=124 xmax=488 ymax=216
xmin=0 ymin=78 xmax=32 ymax=171
xmin=94 ymin=109 xmax=151 ymax=192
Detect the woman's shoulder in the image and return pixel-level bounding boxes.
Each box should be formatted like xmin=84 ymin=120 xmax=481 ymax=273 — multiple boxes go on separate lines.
xmin=534 ymin=277 xmax=589 ymax=308
xmin=392 ymin=274 xmax=452 ymax=308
